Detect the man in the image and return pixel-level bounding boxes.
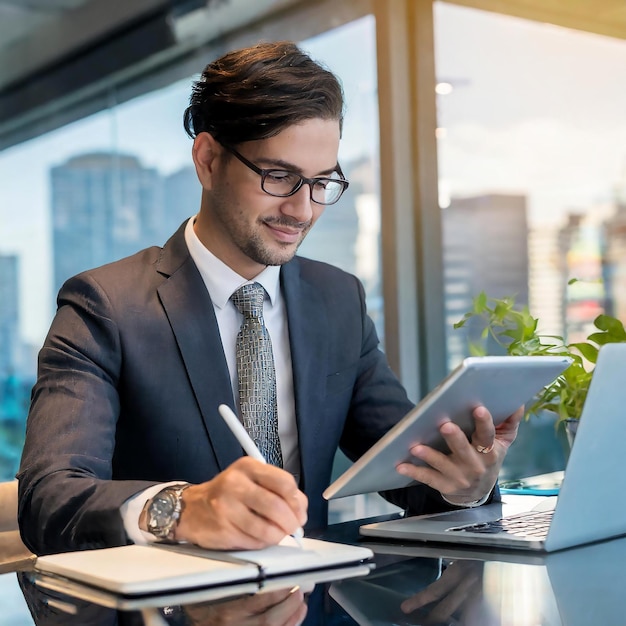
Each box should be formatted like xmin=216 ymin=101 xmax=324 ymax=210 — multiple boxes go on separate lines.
xmin=18 ymin=41 xmax=522 ymax=555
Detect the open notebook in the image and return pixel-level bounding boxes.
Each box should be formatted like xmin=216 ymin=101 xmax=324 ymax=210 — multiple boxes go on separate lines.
xmin=32 ymin=560 xmax=372 ymax=611
xmin=34 ymin=537 xmax=374 ymax=597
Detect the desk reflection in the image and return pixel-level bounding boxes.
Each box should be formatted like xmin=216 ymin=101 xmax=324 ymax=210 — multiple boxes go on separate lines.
xmin=330 ymin=558 xmax=491 ymax=625
xmin=182 ymin=586 xmax=308 ymax=625
xmin=20 ymin=572 xmax=313 ymax=625
xmin=15 ymin=530 xmax=626 ymax=625
xmin=343 ymin=534 xmax=626 ymax=626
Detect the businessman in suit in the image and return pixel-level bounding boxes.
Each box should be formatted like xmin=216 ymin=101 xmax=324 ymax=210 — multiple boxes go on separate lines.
xmin=18 ymin=41 xmax=523 ymax=555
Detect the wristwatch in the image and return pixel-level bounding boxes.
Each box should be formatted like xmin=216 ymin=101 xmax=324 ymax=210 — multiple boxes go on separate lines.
xmin=144 ymin=484 xmax=190 ymax=542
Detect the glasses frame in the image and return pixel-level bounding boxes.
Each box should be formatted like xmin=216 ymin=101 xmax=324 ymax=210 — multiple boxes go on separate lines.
xmin=221 ymin=143 xmax=349 ymax=206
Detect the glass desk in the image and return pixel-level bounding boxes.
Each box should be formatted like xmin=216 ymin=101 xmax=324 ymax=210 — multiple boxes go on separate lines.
xmin=2 ymin=500 xmax=625 ymax=626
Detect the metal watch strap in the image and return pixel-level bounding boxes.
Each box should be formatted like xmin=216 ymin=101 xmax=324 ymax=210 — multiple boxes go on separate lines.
xmin=146 ymin=483 xmax=190 ymax=542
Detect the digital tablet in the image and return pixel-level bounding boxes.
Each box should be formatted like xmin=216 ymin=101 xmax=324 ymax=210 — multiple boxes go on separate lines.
xmin=323 ymin=355 xmax=572 ymax=499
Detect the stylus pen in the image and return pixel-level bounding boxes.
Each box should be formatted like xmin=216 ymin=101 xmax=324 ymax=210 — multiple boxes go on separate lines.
xmin=217 ymin=404 xmax=304 ymax=547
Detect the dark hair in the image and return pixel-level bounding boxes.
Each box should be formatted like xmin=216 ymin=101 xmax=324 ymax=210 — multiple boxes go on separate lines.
xmin=183 ymin=41 xmax=344 ymax=144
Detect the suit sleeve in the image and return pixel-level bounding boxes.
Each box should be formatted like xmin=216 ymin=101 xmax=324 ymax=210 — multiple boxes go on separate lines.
xmin=17 ymin=273 xmax=158 ymax=555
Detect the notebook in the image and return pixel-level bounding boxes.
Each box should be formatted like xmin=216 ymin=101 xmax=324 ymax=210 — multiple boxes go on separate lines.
xmin=324 ymin=355 xmax=571 ymax=499
xmin=34 ymin=537 xmax=374 ymax=597
xmin=32 ymin=561 xmax=373 ymax=611
xmin=360 ymin=343 xmax=626 ymax=552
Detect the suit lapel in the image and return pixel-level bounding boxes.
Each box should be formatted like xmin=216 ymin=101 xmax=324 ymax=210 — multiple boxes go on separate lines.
xmin=282 ymin=259 xmax=329 ymax=490
xmin=155 ymin=226 xmax=242 ymax=471
xmin=154 ymin=228 xmax=333 ymax=479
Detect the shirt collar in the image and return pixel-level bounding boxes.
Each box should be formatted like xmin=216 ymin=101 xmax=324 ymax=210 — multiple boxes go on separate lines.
xmin=184 ymin=217 xmax=281 ymax=309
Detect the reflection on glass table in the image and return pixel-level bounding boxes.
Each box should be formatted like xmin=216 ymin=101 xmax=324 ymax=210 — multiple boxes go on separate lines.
xmin=14 ymin=533 xmax=626 ymax=626
xmin=7 ymin=511 xmax=626 ymax=626
xmin=19 ymin=560 xmax=372 ymax=626
xmin=350 ymin=534 xmax=626 ymax=626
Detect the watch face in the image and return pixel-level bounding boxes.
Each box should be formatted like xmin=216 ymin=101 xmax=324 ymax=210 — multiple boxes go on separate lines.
xmin=148 ymin=491 xmax=177 ymax=532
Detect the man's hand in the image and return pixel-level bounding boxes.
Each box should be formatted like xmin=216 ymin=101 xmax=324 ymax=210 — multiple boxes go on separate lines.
xmin=185 ymin=586 xmax=308 ymax=626
xmin=395 ymin=405 xmax=524 ymax=505
xmin=174 ymin=457 xmax=308 ymax=550
xmin=400 ymin=560 xmax=485 ymax=624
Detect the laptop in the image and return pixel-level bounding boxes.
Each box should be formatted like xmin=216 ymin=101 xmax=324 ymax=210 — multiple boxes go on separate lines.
xmin=360 ymin=343 xmax=626 ymax=552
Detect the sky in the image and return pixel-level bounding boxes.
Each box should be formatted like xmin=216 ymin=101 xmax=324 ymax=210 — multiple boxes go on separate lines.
xmin=1 ymin=5 xmax=626 ymax=345
xmin=434 ymin=3 xmax=626 ymax=222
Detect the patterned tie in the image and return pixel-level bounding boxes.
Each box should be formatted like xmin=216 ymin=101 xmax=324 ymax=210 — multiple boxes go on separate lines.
xmin=231 ymin=283 xmax=283 ymax=467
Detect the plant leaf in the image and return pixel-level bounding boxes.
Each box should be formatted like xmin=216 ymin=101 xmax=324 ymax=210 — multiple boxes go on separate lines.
xmin=594 ymin=314 xmax=626 ymax=338
xmin=474 ymin=291 xmax=487 ymax=313
xmin=569 ymin=342 xmax=598 ymax=363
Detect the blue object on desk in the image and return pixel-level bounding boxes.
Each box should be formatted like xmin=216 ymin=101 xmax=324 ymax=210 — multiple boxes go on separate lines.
xmin=499 ymin=471 xmax=564 ymax=496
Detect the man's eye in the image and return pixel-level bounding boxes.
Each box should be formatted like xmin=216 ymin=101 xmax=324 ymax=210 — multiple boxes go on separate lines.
xmin=313 ymin=179 xmax=330 ymax=190
xmin=265 ymin=170 xmax=296 ymax=183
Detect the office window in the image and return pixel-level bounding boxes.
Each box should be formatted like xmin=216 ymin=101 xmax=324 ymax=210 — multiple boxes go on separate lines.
xmin=434 ymin=2 xmax=626 ymax=478
xmin=0 ymin=12 xmax=384 ymax=519
xmin=299 ymin=16 xmax=383 ymax=340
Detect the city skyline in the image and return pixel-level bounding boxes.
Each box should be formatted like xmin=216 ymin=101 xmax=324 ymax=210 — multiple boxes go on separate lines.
xmin=2 ymin=6 xmax=626 ymax=347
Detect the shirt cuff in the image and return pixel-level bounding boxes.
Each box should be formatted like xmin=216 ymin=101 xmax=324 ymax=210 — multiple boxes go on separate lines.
xmin=440 ymin=484 xmax=495 ymax=508
xmin=120 ymin=481 xmax=187 ymax=545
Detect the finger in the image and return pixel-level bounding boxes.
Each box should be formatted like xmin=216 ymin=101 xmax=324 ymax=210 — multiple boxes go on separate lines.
xmin=470 ymin=406 xmax=496 ymax=451
xmin=427 ymin=569 xmax=481 ymax=622
xmin=242 ymin=587 xmax=301 ymax=614
xmin=410 ymin=435 xmax=472 ymax=474
xmin=495 ymin=405 xmax=525 ymax=446
xmin=396 ymin=438 xmax=476 ymax=496
xmin=401 ymin=562 xmax=478 ymax=614
xmin=398 ymin=441 xmax=498 ymax=503
xmin=179 ymin=475 xmax=296 ymax=549
xmin=244 ymin=461 xmax=309 ymax=527
xmin=437 ymin=420 xmax=489 ymax=460
xmin=256 ymin=587 xmax=307 ymax=626
xmin=243 ymin=485 xmax=306 ymax=538
xmin=400 ymin=569 xmax=458 ymax=613
xmin=230 ymin=506 xmax=292 ymax=547
xmin=211 ymin=469 xmax=304 ymax=541
xmin=202 ymin=493 xmax=287 ymax=549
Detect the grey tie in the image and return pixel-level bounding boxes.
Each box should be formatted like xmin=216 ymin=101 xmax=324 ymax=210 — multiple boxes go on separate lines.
xmin=231 ymin=283 xmax=283 ymax=467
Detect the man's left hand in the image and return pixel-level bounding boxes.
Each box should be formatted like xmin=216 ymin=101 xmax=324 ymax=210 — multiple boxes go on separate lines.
xmin=395 ymin=405 xmax=524 ymax=506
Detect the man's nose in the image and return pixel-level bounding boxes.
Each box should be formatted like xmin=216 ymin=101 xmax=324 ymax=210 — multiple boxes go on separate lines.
xmin=280 ymin=183 xmax=314 ymax=222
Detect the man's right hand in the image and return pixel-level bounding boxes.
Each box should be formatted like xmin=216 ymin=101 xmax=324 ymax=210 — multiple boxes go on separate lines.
xmin=173 ymin=457 xmax=308 ymax=550
xmin=184 ymin=586 xmax=308 ymax=626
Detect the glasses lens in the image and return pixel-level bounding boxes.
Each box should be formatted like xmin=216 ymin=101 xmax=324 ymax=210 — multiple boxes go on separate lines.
xmin=261 ymin=171 xmax=301 ymax=196
xmin=261 ymin=171 xmax=347 ymax=205
xmin=311 ymin=180 xmax=345 ymax=205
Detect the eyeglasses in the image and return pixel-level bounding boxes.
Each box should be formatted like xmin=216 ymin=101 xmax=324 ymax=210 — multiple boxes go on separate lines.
xmin=221 ymin=143 xmax=349 ymax=206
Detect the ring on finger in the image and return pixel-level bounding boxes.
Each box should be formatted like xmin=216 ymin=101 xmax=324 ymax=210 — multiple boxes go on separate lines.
xmin=475 ymin=443 xmax=494 ymax=454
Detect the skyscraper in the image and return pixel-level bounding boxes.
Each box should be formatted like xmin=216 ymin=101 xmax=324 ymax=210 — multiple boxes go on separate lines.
xmin=0 ymin=254 xmax=19 ymax=377
xmin=163 ymin=166 xmax=202 ymax=235
xmin=51 ymin=152 xmax=163 ymax=298
xmin=443 ymin=193 xmax=529 ymax=367
xmin=602 ymin=184 xmax=626 ymax=323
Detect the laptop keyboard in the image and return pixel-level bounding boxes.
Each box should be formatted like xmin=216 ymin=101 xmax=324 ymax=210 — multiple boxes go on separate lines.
xmin=447 ymin=510 xmax=554 ymax=539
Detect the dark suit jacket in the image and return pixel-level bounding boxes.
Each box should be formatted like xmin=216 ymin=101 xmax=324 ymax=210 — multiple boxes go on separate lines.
xmin=18 ymin=223 xmax=454 ymax=555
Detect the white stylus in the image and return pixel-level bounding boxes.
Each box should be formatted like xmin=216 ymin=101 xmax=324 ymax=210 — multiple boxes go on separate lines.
xmin=218 ymin=403 xmax=304 ymax=547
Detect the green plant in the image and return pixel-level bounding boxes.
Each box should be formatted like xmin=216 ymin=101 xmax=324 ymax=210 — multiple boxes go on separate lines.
xmin=454 ymin=287 xmax=626 ymax=425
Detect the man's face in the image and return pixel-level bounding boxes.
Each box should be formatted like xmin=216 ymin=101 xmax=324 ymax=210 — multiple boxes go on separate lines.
xmin=197 ymin=118 xmax=341 ymax=278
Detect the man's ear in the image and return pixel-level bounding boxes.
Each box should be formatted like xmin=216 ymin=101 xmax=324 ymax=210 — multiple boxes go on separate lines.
xmin=192 ymin=132 xmax=222 ymax=190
